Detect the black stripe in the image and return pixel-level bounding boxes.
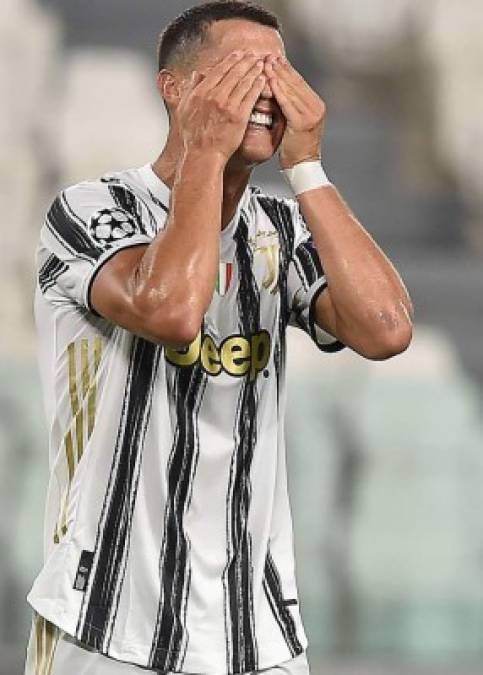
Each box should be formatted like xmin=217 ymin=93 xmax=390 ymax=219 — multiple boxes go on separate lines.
xmin=308 ymin=282 xmax=345 ymax=353
xmin=38 ymin=254 xmax=69 ymax=293
xmin=222 ymin=213 xmax=259 ymax=674
xmin=256 ymin=197 xmax=295 ymax=319
xmin=77 ymin=337 xmax=161 ymax=649
xmin=263 ymin=551 xmax=303 ymax=658
xmin=46 ymin=194 xmax=100 ymax=262
xmin=108 ymin=184 xmax=142 ymax=223
xmin=258 ymin=197 xmax=343 ymax=354
xmin=150 ymin=361 xmax=207 ymax=672
xmin=148 ymin=189 xmax=169 ymax=215
xmin=106 ymin=179 xmax=167 ymax=236
xmin=263 ymin=578 xmax=286 ymax=643
xmin=256 ymin=196 xmax=294 ymax=405
xmin=293 ymin=236 xmax=323 ymax=290
xmin=108 ymin=183 xmax=154 ymax=236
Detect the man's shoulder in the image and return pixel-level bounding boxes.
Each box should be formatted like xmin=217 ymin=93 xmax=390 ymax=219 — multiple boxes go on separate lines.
xmin=61 ymin=167 xmax=145 ymax=205
xmin=41 ymin=166 xmax=160 ymax=249
xmin=45 ymin=166 xmax=161 ymax=232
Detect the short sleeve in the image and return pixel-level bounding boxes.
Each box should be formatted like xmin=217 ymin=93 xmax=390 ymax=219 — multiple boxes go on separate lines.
xmin=287 ymin=201 xmax=345 ymax=353
xmin=37 ymin=180 xmax=154 ymax=311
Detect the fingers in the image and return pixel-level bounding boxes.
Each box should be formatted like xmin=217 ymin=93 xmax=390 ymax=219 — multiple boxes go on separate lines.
xmin=215 ymin=54 xmax=264 ymax=101
xmin=229 ymin=59 xmax=266 ymax=107
xmin=265 ymin=56 xmax=325 ymax=123
xmin=186 ymin=70 xmax=204 ymax=93
xmin=239 ymin=74 xmax=267 ymax=117
xmin=265 ymin=58 xmax=304 ymax=119
xmin=197 ymin=51 xmax=250 ymax=91
xmin=269 ymin=57 xmax=310 ymax=95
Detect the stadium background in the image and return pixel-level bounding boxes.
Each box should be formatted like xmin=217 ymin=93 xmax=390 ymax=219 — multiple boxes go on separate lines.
xmin=1 ymin=0 xmax=483 ymax=673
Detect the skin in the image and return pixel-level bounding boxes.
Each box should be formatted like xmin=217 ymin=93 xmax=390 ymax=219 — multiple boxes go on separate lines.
xmin=91 ymin=18 xmax=413 ymax=358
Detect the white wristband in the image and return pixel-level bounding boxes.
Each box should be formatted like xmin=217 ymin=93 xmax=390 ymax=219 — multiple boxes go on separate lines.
xmin=282 ymin=161 xmax=331 ymax=196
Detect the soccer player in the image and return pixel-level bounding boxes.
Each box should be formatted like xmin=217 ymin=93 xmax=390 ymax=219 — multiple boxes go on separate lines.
xmin=26 ymin=2 xmax=413 ymax=674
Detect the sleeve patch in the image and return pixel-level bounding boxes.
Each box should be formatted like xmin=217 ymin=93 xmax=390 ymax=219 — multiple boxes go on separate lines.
xmin=88 ymin=208 xmax=141 ymax=250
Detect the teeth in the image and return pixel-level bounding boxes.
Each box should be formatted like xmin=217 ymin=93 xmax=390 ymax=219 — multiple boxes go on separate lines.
xmin=249 ymin=111 xmax=273 ymax=128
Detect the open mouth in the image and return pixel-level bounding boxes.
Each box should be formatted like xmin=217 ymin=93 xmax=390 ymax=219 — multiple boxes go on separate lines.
xmin=248 ymin=111 xmax=274 ymax=130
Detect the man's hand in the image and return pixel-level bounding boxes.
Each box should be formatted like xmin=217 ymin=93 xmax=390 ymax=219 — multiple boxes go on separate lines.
xmin=91 ymin=52 xmax=270 ymax=347
xmin=176 ymin=51 xmax=267 ymax=163
xmin=263 ymin=59 xmax=413 ymax=360
xmin=264 ymin=56 xmax=326 ymax=169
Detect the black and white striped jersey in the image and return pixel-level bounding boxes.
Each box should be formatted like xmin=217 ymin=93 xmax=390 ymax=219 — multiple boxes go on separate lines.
xmin=29 ymin=164 xmax=343 ymax=674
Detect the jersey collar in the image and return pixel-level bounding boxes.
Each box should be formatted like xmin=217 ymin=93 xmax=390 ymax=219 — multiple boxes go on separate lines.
xmin=138 ymin=162 xmax=251 ymax=263
xmin=138 ymin=163 xmax=171 ymax=208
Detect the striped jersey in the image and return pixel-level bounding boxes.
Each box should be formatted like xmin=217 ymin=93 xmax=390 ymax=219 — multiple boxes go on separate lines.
xmin=29 ymin=164 xmax=343 ymax=674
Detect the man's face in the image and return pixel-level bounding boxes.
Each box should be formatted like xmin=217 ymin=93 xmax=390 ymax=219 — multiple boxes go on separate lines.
xmin=186 ymin=19 xmax=287 ymax=168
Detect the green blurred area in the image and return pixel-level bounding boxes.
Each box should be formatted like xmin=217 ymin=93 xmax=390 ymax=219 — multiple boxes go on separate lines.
xmin=286 ymin=329 xmax=483 ymax=669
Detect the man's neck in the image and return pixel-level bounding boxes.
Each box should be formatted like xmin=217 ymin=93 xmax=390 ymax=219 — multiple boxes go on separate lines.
xmin=152 ymin=138 xmax=252 ymax=230
xmin=221 ymin=162 xmax=251 ymax=229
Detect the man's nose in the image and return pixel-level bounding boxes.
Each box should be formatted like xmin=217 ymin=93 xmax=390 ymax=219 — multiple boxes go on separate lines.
xmin=260 ymin=77 xmax=274 ymax=100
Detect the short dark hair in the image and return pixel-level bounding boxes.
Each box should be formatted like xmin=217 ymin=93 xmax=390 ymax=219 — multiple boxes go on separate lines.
xmin=157 ymin=1 xmax=281 ymax=72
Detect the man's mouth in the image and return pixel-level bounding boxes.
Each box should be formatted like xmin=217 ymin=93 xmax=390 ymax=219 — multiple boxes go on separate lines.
xmin=248 ymin=111 xmax=274 ymax=130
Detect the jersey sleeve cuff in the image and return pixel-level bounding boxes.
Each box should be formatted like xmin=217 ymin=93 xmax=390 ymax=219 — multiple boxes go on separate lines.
xmin=82 ymin=236 xmax=151 ymax=314
xmin=307 ymin=278 xmax=346 ymax=353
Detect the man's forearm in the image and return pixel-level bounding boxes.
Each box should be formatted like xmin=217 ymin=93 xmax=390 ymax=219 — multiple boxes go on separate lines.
xmin=129 ymin=150 xmax=225 ymax=343
xmin=298 ymin=184 xmax=413 ymax=359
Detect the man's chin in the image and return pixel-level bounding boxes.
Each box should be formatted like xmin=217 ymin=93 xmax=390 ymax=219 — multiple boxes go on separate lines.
xmin=239 ymin=149 xmax=275 ymax=167
xmin=231 ymin=138 xmax=278 ymax=168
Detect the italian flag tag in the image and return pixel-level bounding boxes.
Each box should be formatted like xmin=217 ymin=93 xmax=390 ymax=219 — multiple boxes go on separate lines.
xmin=216 ymin=262 xmax=233 ymax=296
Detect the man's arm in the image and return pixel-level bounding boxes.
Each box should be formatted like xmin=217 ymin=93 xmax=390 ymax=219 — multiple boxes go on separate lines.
xmin=90 ymin=152 xmax=225 ymax=348
xmin=266 ymin=56 xmax=413 ymax=360
xmin=297 ymin=187 xmax=413 ymax=359
xmin=91 ymin=51 xmax=267 ymax=347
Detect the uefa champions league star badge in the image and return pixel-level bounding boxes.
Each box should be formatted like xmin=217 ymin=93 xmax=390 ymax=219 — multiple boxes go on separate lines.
xmin=89 ymin=208 xmax=139 ymax=249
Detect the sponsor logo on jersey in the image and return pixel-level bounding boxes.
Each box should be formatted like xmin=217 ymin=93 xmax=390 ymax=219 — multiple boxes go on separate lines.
xmin=166 ymin=330 xmax=271 ymax=381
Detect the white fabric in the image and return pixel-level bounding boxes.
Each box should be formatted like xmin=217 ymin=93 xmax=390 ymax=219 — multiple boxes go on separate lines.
xmin=282 ymin=161 xmax=331 ymax=196
xmin=28 ymin=164 xmax=342 ymax=674
xmin=25 ymin=616 xmax=310 ymax=675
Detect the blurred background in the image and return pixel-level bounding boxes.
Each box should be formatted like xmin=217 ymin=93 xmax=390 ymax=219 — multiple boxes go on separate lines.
xmin=1 ymin=0 xmax=483 ymax=673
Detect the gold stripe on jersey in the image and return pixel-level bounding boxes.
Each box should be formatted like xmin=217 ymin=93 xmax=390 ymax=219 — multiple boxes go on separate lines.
xmin=65 ymin=431 xmax=75 ymax=482
xmin=54 ymin=337 xmax=103 ymax=543
xmin=68 ymin=342 xmax=83 ymax=463
xmin=34 ymin=614 xmax=60 ymax=675
xmin=87 ymin=337 xmax=102 ymax=438
xmin=35 ymin=614 xmax=43 ymax=674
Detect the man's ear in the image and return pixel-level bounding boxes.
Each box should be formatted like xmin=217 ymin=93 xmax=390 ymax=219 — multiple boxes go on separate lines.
xmin=157 ymin=69 xmax=181 ymax=108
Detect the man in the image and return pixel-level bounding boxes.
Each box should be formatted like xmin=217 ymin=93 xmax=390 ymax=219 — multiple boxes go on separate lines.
xmin=26 ymin=2 xmax=413 ymax=674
